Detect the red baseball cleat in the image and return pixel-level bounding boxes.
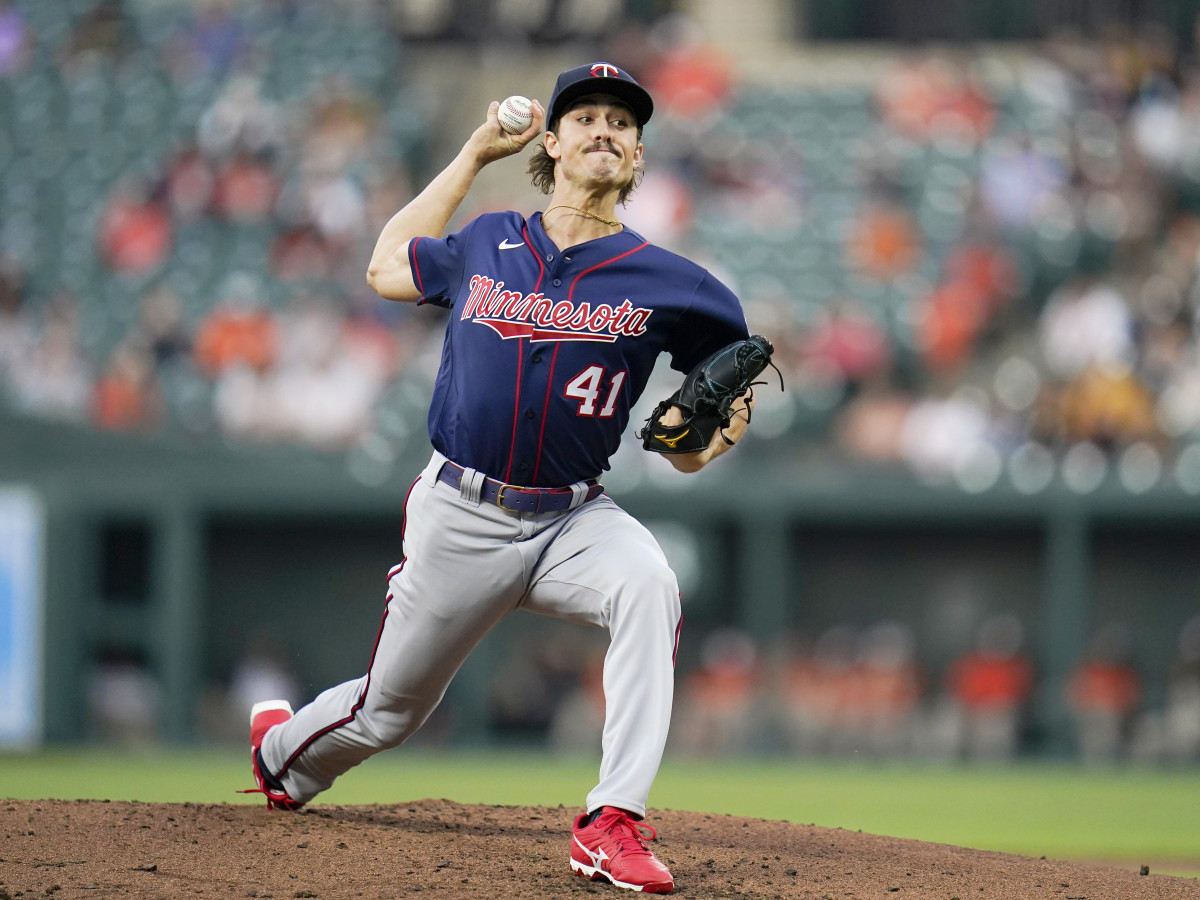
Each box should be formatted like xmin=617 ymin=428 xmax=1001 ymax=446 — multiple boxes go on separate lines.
xmin=570 ymin=807 xmax=674 ymax=893
xmin=241 ymin=700 xmax=302 ymax=811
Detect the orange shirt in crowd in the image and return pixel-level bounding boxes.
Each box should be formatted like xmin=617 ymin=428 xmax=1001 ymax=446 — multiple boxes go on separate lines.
xmin=1066 ymin=661 xmax=1141 ymax=714
xmin=194 ymin=308 xmax=277 ymax=374
xmin=948 ymin=652 xmax=1034 ymax=711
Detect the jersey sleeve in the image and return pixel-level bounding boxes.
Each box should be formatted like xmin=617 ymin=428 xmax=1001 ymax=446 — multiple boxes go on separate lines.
xmin=666 ymin=269 xmax=751 ymax=373
xmin=407 ymin=218 xmax=480 ymax=309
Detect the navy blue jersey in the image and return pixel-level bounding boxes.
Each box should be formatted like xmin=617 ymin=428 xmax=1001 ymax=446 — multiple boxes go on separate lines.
xmin=408 ymin=211 xmax=749 ymax=486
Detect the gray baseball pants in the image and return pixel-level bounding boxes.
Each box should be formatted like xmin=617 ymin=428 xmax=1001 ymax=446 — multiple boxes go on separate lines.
xmin=259 ymin=450 xmax=682 ymax=818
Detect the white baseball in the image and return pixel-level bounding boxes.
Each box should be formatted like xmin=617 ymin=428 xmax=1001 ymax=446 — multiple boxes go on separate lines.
xmin=498 ymin=95 xmax=533 ymax=135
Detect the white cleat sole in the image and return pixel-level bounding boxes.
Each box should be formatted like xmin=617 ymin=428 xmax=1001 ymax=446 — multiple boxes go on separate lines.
xmin=570 ymin=857 xmax=671 ymax=893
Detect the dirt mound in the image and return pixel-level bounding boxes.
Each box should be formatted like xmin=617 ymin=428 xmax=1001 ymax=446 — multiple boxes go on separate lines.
xmin=2 ymin=797 xmax=1196 ymax=899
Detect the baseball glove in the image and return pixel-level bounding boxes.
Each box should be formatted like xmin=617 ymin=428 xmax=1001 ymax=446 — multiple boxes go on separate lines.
xmin=639 ymin=334 xmax=778 ymax=454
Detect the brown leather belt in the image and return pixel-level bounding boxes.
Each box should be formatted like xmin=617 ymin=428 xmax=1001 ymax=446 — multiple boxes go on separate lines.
xmin=436 ymin=461 xmax=604 ymax=514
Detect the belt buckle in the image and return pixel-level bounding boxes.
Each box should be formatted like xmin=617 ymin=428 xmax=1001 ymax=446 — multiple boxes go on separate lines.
xmin=495 ymin=483 xmax=516 ymax=510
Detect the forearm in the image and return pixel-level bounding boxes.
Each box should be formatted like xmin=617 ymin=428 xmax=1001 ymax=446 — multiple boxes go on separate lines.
xmin=661 ymin=395 xmax=752 ymax=473
xmin=365 ymin=148 xmax=485 ymax=301
xmin=366 ymin=98 xmax=545 ymax=302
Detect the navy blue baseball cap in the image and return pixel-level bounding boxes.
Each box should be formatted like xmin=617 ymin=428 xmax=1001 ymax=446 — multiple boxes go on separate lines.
xmin=546 ymin=62 xmax=654 ymax=131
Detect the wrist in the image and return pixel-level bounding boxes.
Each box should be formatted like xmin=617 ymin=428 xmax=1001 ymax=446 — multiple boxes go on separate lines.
xmin=455 ymin=145 xmax=489 ymax=174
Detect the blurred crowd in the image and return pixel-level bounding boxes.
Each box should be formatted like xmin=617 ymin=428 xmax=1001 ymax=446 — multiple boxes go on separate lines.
xmin=0 ymin=0 xmax=446 ymax=457
xmin=477 ymin=613 xmax=1200 ymax=766
xmin=652 ymin=21 xmax=1200 ymax=494
xmin=0 ymin=1 xmax=1198 ymax=494
xmin=84 ymin=602 xmax=1200 ymax=765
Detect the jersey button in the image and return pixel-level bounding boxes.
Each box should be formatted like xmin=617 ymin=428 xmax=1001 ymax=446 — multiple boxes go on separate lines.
xmin=552 ymin=279 xmax=561 ymax=287
xmin=546 ymin=253 xmax=554 ymax=262
xmin=532 ymin=352 xmax=543 ymax=363
xmin=525 ymin=408 xmax=536 ymax=419
xmin=519 ymin=462 xmax=531 ymax=472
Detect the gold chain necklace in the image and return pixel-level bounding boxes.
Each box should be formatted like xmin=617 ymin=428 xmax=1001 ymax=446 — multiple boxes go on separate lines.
xmin=544 ymin=205 xmax=622 ymax=228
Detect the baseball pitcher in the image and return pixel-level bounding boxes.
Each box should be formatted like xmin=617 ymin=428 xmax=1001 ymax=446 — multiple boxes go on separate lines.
xmin=244 ymin=62 xmax=775 ymax=895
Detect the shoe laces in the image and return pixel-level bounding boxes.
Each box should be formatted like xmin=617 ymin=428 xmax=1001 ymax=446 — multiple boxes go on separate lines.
xmin=239 ymin=786 xmax=303 ymax=811
xmin=596 ymin=809 xmax=657 ymax=856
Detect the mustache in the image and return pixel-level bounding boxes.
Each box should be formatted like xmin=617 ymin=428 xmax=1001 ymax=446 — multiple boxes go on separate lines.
xmin=586 ymin=140 xmax=619 ymax=154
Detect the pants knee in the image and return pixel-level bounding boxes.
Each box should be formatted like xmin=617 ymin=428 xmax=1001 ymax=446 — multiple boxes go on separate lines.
xmin=359 ymin=694 xmax=438 ymax=749
xmin=609 ymin=555 xmax=680 ymax=635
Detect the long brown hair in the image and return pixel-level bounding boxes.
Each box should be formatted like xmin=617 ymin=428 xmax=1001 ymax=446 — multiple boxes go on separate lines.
xmin=526 ymin=140 xmax=644 ymax=206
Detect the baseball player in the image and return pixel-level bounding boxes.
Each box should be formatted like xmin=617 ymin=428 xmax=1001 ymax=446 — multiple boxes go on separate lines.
xmin=245 ymin=62 xmax=759 ymax=895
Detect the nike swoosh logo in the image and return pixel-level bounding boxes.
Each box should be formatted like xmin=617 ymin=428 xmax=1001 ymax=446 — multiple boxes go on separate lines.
xmin=498 ymin=239 xmax=525 ymax=250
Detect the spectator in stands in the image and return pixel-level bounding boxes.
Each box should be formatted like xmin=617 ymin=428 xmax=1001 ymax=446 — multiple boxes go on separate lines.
xmin=90 ymin=338 xmax=164 ymax=432
xmin=0 ymin=256 xmax=31 ymax=397
xmin=1160 ymin=615 xmax=1200 ymax=763
xmin=1055 ymin=363 xmax=1160 ymax=451
xmin=194 ymin=274 xmax=277 ymax=377
xmin=6 ymin=292 xmax=91 ymax=422
xmin=897 ymin=383 xmax=992 ymax=481
xmin=197 ymin=276 xmax=281 ymax=443
xmin=915 ymin=239 xmax=1020 ymax=376
xmin=299 ymin=171 xmax=369 ymax=264
xmin=98 ymin=176 xmax=173 ymax=277
xmin=87 ymin=647 xmax=160 ymax=748
xmin=776 ymin=623 xmax=923 ymax=758
xmin=672 ymin=628 xmax=763 ymax=757
xmin=834 ymin=373 xmax=913 ymax=466
xmin=269 ymin=224 xmax=334 ymax=283
xmin=944 ymin=614 xmax=1035 ymax=760
xmin=136 ymin=283 xmax=192 ymax=372
xmin=1038 ymin=275 xmax=1135 ymax=380
xmin=914 ymin=279 xmax=990 ymax=376
xmin=305 ymin=76 xmax=379 ymax=160
xmin=164 ymin=139 xmax=218 ymax=222
xmin=266 ymin=295 xmax=383 ymax=449
xmin=978 ymin=133 xmax=1067 ymax=230
xmin=61 ymin=0 xmax=139 ymax=70
xmin=174 ymin=0 xmax=250 ymax=79
xmin=777 ymin=625 xmax=857 ymax=756
xmin=1155 ymin=346 xmax=1200 ymax=443
xmin=0 ymin=0 xmax=31 ymax=77
xmin=196 ymin=74 xmax=285 ymax=163
xmin=1066 ymin=622 xmax=1143 ymax=764
xmin=1132 ymin=614 xmax=1200 ymax=764
xmin=800 ymin=300 xmax=893 ymax=388
xmin=210 ymin=147 xmax=280 ymax=225
xmin=838 ymin=621 xmax=924 ymax=757
xmin=845 ymin=201 xmax=922 ymax=281
xmin=876 ymin=53 xmax=996 ymax=145
xmin=642 ymin=14 xmax=735 ymax=126
xmin=211 ymin=357 xmax=276 ymax=443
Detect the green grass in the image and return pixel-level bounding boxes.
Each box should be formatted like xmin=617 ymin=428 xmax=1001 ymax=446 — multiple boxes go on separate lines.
xmin=2 ymin=748 xmax=1198 ymax=876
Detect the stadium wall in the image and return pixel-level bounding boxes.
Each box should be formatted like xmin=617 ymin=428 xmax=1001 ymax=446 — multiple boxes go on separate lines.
xmin=3 ymin=408 xmax=1198 ymax=755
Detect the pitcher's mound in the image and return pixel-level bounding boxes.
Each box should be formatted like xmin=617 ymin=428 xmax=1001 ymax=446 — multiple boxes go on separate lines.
xmin=2 ymin=797 xmax=1196 ymax=898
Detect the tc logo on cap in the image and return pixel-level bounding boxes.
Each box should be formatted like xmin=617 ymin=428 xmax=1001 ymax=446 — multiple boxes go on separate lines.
xmin=590 ymin=63 xmax=620 ymax=78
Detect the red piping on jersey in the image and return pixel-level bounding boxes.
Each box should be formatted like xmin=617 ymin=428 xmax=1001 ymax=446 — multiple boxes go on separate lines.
xmin=530 ymin=340 xmax=560 ymax=485
xmin=409 ymin=236 xmax=426 ymax=295
xmin=673 ymin=611 xmax=683 ymax=668
xmin=529 ymin=241 xmax=648 ymax=483
xmin=566 ymin=242 xmax=649 ymax=303
xmin=504 ymin=341 xmax=524 ymax=484
xmin=277 ymin=474 xmax=423 ymax=778
xmin=505 ymin=223 xmax=547 ymax=484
